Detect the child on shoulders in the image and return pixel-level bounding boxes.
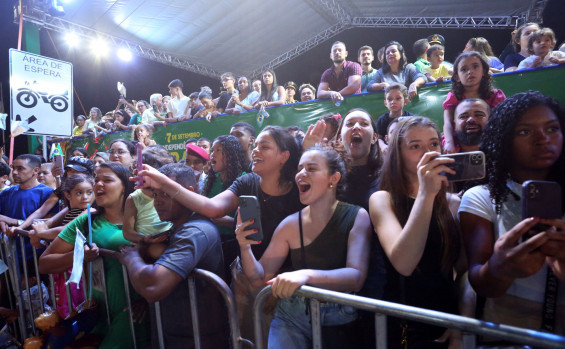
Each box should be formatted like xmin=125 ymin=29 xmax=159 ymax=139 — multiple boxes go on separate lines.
xmin=442 ymin=52 xmax=505 ymax=153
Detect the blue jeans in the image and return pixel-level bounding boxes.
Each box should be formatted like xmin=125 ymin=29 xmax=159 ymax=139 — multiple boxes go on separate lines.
xmin=268 ymin=295 xmax=357 ymax=349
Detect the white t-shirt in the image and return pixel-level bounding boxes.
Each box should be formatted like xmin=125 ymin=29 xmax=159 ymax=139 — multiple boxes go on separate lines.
xmin=459 ymin=182 xmax=565 ymax=305
xmin=517 ymin=51 xmax=565 ymax=70
xmin=166 ymin=96 xmax=190 ymax=118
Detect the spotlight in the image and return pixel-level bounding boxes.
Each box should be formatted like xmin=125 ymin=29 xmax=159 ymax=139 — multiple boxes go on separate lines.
xmin=91 ymin=38 xmax=109 ymax=57
xmin=117 ymin=47 xmax=133 ymax=62
xmin=65 ymin=32 xmax=79 ymax=47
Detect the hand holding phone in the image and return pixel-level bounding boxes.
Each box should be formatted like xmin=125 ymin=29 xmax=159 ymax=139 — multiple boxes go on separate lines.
xmin=54 ymin=154 xmax=64 ymax=176
xmin=437 ymin=151 xmax=485 ymax=182
xmin=238 ymin=195 xmax=263 ymax=241
xmin=521 ymin=180 xmax=562 ymax=241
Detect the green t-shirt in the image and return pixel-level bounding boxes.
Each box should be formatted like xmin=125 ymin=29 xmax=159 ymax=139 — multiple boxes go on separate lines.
xmin=59 ymin=214 xmax=148 ymax=348
xmin=414 ymin=57 xmax=431 ymax=73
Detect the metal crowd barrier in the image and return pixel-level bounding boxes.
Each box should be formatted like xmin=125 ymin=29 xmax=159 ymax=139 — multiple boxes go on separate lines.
xmin=0 ymin=232 xmax=138 ymax=347
xmin=253 ymin=285 xmax=565 ymax=349
xmin=152 ymin=268 xmax=251 ymax=349
xmin=1 ymin=232 xmax=250 ymax=349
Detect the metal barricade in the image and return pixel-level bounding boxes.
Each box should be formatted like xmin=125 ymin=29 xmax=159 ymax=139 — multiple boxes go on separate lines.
xmin=152 ymin=268 xmax=251 ymax=349
xmin=0 ymin=232 xmax=140 ymax=347
xmin=253 ymin=285 xmax=565 ymax=349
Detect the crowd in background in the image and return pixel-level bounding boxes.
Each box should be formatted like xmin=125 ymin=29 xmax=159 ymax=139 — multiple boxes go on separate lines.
xmin=0 ymin=22 xmax=564 ymax=349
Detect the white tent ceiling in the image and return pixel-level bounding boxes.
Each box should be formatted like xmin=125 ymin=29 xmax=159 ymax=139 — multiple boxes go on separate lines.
xmin=24 ymin=0 xmax=544 ymax=78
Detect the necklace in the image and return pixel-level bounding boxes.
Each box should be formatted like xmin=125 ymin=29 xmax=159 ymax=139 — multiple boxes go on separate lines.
xmin=261 ymin=191 xmax=273 ymax=203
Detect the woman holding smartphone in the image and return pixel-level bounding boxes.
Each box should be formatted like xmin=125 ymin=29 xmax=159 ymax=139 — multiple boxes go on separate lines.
xmin=236 ymin=145 xmax=371 ymax=348
xmin=369 ymin=117 xmax=464 ymax=348
xmin=459 ymin=91 xmax=565 ymax=335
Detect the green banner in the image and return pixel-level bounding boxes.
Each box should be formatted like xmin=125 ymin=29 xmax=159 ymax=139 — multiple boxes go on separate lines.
xmin=56 ymin=65 xmax=565 ymax=161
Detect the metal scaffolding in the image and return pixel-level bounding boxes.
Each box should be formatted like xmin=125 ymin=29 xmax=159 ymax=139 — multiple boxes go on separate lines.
xmin=352 ymin=16 xmax=514 ymax=28
xmin=20 ymin=1 xmax=547 ymax=78
xmin=21 ymin=7 xmax=222 ymax=79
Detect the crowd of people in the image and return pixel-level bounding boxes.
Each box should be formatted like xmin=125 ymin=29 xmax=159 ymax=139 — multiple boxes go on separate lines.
xmin=0 ymin=23 xmax=565 ymax=349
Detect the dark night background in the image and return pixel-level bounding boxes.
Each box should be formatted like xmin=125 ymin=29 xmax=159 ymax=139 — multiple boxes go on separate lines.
xmin=1 ymin=0 xmax=564 ymax=156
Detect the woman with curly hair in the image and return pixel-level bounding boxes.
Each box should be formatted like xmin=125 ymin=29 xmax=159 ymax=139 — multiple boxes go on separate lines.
xmin=442 ymin=51 xmax=506 ymax=153
xmin=459 ymin=91 xmax=565 ymax=337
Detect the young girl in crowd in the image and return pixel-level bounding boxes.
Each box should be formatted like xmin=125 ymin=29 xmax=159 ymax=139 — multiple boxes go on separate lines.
xmin=459 ymin=91 xmax=565 ymax=336
xmin=30 ymin=174 xmax=94 ymax=317
xmin=39 ymin=162 xmax=148 ymax=348
xmin=504 ymin=22 xmax=540 ymax=71
xmin=137 ymin=125 xmax=303 ymax=343
xmin=517 ymin=27 xmax=565 ymax=70
xmin=464 ymin=37 xmax=504 ymax=73
xmin=226 ymin=76 xmax=261 ymax=114
xmin=132 ymin=124 xmax=156 ymax=149
xmin=443 ymin=51 xmax=506 ymax=153
xmin=369 ymin=117 xmax=465 ymax=348
xmin=253 ymin=69 xmax=286 ymax=108
xmin=236 ymin=145 xmax=371 ymax=348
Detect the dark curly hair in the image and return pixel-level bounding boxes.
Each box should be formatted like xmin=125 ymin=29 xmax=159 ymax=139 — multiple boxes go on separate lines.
xmin=480 ymin=90 xmax=565 ymax=214
xmin=451 ymin=51 xmax=493 ymax=101
xmin=202 ymin=135 xmax=247 ymax=197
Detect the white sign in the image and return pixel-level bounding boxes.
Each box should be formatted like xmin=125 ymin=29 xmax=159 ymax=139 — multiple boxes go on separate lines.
xmin=9 ymin=49 xmax=73 ymax=137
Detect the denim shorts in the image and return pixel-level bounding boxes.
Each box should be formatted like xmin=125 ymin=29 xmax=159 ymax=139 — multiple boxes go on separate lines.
xmin=268 ymin=295 xmax=357 ymax=349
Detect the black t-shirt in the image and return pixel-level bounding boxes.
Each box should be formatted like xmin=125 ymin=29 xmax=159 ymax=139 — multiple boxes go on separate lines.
xmin=376 ymin=110 xmax=414 ymax=139
xmin=216 ymin=92 xmax=232 ymax=111
xmin=228 ymin=173 xmax=303 ymax=259
xmin=153 ymin=214 xmax=228 ymax=348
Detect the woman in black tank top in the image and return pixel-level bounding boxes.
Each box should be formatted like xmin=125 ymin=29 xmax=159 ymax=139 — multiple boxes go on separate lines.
xmin=235 ymin=145 xmax=372 ymax=348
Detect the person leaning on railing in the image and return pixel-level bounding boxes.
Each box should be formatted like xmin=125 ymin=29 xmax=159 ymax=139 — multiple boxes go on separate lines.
xmin=235 ymin=145 xmax=371 ymax=348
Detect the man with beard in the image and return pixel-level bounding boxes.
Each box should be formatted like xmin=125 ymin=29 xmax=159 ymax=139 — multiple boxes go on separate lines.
xmin=452 ymin=98 xmax=490 ymax=193
xmin=358 ymin=45 xmax=377 ymax=92
xmin=454 ymin=98 xmax=490 ymax=152
xmin=317 ymin=41 xmax=362 ymax=104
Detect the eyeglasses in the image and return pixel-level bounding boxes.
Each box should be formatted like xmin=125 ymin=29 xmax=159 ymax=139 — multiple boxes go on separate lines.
xmin=109 ymin=149 xmax=129 ymax=155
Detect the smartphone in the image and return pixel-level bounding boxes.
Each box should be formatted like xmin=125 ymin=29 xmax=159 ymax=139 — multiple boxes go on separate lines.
xmin=54 ymin=154 xmax=64 ymax=175
xmin=152 ymin=104 xmax=158 ymax=113
xmin=137 ymin=142 xmax=144 ymax=186
xmin=521 ymin=180 xmax=562 ymax=240
xmin=239 ymin=195 xmax=263 ymax=241
xmin=437 ymin=151 xmax=485 ymax=182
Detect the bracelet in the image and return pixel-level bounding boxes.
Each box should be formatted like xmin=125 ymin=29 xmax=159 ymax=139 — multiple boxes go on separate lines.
xmin=171 ymin=184 xmax=182 ymax=200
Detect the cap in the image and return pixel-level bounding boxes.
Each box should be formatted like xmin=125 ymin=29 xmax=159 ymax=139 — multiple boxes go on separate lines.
xmin=185 ymin=144 xmax=210 ymax=161
xmin=284 ymin=81 xmax=297 ymax=91
xmin=427 ymin=34 xmax=445 ymax=46
xmin=65 ymin=156 xmax=94 ymax=173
